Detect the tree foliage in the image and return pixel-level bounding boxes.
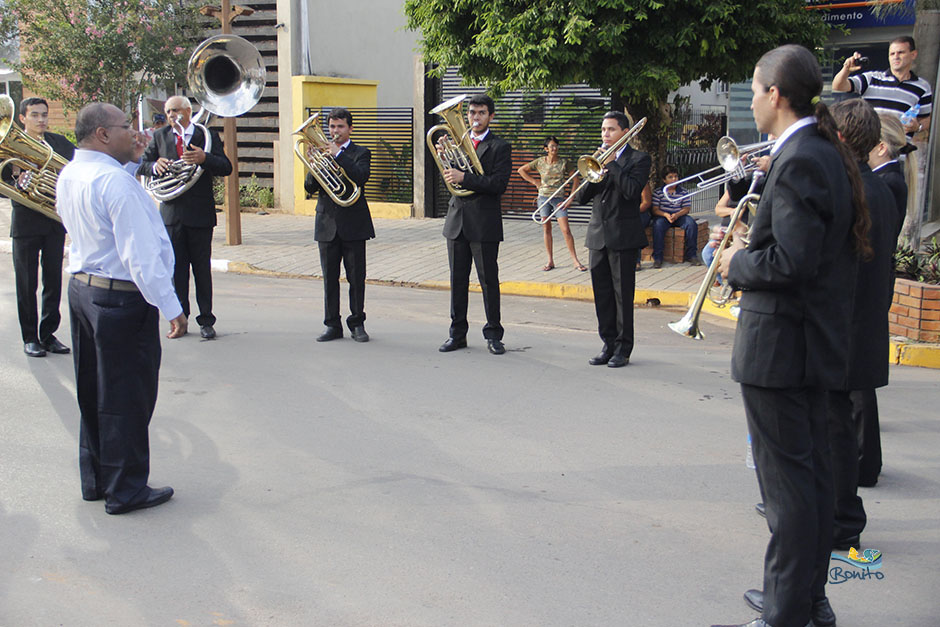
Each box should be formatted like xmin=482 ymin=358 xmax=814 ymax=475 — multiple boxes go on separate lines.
xmin=0 ymin=0 xmax=202 ymax=113
xmin=404 ymin=0 xmax=830 ymax=166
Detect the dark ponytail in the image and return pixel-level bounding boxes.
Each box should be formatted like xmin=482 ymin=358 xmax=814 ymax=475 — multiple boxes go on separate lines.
xmin=756 ymin=45 xmax=872 ymax=260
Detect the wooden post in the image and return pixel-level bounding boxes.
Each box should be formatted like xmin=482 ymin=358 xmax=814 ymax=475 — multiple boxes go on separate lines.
xmin=200 ymin=0 xmax=254 ymax=246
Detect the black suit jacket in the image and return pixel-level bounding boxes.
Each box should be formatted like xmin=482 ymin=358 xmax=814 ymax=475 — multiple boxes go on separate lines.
xmin=576 ymin=144 xmax=651 ymax=251
xmin=303 ymin=141 xmax=375 ymax=242
xmin=3 ymin=132 xmax=75 ymax=237
xmin=838 ymin=165 xmax=896 ymax=391
xmin=442 ymin=133 xmax=512 ymax=243
xmin=728 ymin=125 xmax=857 ymax=390
xmin=874 ymin=161 xmax=906 ymax=239
xmin=137 ymin=125 xmax=232 ymax=228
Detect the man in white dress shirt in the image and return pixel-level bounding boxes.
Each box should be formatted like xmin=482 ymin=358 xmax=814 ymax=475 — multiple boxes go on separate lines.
xmin=57 ymin=102 xmax=186 ymax=515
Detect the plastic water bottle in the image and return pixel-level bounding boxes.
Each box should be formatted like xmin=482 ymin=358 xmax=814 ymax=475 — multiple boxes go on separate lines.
xmin=745 ymin=433 xmax=756 ymax=470
xmin=899 ymin=103 xmax=920 ymax=126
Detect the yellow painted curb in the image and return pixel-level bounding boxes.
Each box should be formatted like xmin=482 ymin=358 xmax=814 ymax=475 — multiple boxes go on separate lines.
xmin=891 ymin=340 xmax=940 ymax=369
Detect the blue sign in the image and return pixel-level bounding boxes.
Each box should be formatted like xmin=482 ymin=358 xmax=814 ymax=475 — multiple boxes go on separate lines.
xmin=806 ymin=0 xmax=916 ymax=28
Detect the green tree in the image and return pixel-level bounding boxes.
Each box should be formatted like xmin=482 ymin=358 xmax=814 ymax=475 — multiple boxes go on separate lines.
xmin=404 ymin=0 xmax=829 ymax=169
xmin=0 ymin=0 xmax=202 ymax=113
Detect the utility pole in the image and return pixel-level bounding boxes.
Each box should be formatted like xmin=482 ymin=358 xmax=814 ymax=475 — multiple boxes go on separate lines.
xmin=200 ymin=0 xmax=253 ymax=245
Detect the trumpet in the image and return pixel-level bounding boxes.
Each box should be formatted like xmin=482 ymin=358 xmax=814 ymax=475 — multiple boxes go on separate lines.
xmin=0 ymin=95 xmax=67 ymax=222
xmin=667 ymin=171 xmax=764 ymax=340
xmin=531 ymin=117 xmax=647 ymax=224
xmin=293 ymin=112 xmax=361 ymax=207
xmin=426 ymin=94 xmax=485 ymax=197
xmin=663 ymin=136 xmax=775 ymax=203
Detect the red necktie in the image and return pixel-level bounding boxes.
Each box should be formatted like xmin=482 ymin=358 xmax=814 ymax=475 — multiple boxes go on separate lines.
xmin=471 ymin=138 xmax=481 ymax=150
xmin=175 ymin=133 xmax=184 ymax=158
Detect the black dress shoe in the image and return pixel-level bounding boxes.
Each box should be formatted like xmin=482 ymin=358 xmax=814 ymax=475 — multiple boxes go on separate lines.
xmin=833 ymin=535 xmax=860 ymax=551
xmin=317 ymin=327 xmax=343 ymax=342
xmin=105 ymin=486 xmax=174 ymax=515
xmin=607 ymin=354 xmax=629 ymax=368
xmin=755 ymin=502 xmax=766 ymax=518
xmin=200 ymin=325 xmax=216 ymax=339
xmin=487 ymin=339 xmax=506 ymax=355
xmin=24 ymin=342 xmax=46 ymax=357
xmin=439 ymin=337 xmax=467 ymax=352
xmin=350 ymin=326 xmax=370 ymax=343
xmin=82 ymin=491 xmax=103 ymax=502
xmin=588 ymin=350 xmax=612 ymax=366
xmin=41 ymin=336 xmax=71 ymax=354
xmin=743 ymin=589 xmax=836 ymax=627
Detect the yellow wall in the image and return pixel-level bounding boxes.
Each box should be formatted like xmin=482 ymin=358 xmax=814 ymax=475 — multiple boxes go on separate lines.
xmin=292 ymin=76 xmax=379 ymax=216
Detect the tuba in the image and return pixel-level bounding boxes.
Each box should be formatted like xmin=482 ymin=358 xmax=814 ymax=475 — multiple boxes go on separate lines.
xmin=426 ymin=94 xmax=485 ymax=197
xmin=0 ymin=95 xmax=67 ymax=222
xmin=144 ymin=34 xmax=265 ymax=202
xmin=292 ymin=112 xmax=361 ymax=207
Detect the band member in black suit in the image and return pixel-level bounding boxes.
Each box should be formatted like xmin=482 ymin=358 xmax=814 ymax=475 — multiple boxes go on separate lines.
xmin=138 ymin=95 xmax=232 ymax=339
xmin=575 ymin=111 xmax=651 ymax=368
xmin=304 ymin=108 xmax=375 ymax=343
xmin=438 ymin=94 xmax=512 ymax=355
xmin=1 ymin=97 xmax=75 ymax=357
xmin=827 ymin=99 xmax=896 ymax=552
xmin=715 ymin=45 xmax=872 ymax=627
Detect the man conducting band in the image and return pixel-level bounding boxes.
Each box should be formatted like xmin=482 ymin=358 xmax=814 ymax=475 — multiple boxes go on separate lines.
xmin=715 ymin=44 xmax=872 ymax=627
xmin=438 ymin=94 xmax=512 ymax=356
xmin=304 ymin=107 xmax=374 ymax=343
xmin=138 ymin=95 xmax=232 ymax=339
xmin=2 ymin=97 xmax=75 ymax=357
xmin=57 ymin=102 xmax=186 ymax=515
xmin=576 ymin=111 xmax=651 ymax=368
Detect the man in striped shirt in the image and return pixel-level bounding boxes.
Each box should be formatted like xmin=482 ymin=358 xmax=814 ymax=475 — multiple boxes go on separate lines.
xmin=832 ymin=36 xmax=931 ymax=138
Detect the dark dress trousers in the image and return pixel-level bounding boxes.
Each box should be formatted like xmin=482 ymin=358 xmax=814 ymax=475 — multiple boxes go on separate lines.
xmin=727 ymin=124 xmax=856 ymax=627
xmin=2 ymin=132 xmax=75 ymax=344
xmin=138 ymin=125 xmax=232 ymax=326
xmin=304 ymin=141 xmax=374 ymax=331
xmin=575 ymin=144 xmax=651 ymax=359
xmin=442 ymin=133 xmax=512 ymax=341
xmin=829 ymin=165 xmax=896 ymax=542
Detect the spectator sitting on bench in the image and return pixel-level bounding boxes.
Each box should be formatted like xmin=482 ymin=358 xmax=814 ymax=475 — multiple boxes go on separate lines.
xmin=650 ymin=164 xmax=702 ymax=268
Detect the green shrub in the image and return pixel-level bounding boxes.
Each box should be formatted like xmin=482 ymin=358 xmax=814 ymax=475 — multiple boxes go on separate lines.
xmin=895 ymin=237 xmax=940 ymax=285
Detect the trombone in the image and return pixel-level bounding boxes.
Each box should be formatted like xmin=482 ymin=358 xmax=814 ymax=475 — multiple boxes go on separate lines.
xmin=663 ymin=136 xmax=774 ymax=203
xmin=667 ymin=171 xmax=764 ymax=340
xmin=531 ymin=117 xmax=647 ymax=224
xmin=426 ymin=94 xmax=485 ymax=197
xmin=293 ymin=112 xmax=361 ymax=207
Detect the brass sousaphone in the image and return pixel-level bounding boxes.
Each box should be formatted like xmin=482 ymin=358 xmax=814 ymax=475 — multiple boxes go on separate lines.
xmin=144 ymin=34 xmax=265 ymax=202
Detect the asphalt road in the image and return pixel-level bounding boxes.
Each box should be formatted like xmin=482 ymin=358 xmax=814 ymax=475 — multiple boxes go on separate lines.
xmin=1 ymin=265 xmax=938 ymax=626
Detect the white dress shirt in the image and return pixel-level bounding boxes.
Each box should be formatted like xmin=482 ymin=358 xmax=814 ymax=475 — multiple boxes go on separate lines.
xmin=771 ymin=116 xmax=817 ymax=155
xmin=56 ymin=149 xmax=183 ymax=321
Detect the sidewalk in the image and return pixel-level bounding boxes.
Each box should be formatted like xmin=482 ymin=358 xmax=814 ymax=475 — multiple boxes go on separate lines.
xmin=2 ymin=198 xmax=938 ymax=368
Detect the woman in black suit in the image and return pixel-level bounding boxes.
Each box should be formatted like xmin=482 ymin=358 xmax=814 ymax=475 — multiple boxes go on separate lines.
xmin=714 ymin=45 xmax=871 ymax=627
xmin=870 ymin=112 xmax=918 ymax=241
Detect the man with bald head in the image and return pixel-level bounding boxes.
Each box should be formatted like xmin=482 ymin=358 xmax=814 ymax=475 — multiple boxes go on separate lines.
xmin=57 ymin=102 xmax=186 ymax=515
xmin=138 ymin=95 xmax=232 ymax=339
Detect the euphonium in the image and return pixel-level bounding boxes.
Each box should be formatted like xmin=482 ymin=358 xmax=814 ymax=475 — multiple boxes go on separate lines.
xmin=426 ymin=94 xmax=485 ymax=197
xmin=667 ymin=171 xmax=764 ymax=340
xmin=292 ymin=112 xmax=361 ymax=207
xmin=144 ymin=34 xmax=265 ymax=202
xmin=531 ymin=117 xmax=647 ymax=224
xmin=0 ymin=95 xmax=67 ymax=223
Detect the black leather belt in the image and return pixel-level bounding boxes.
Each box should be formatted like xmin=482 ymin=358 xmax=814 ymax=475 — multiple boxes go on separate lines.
xmin=73 ymin=272 xmax=138 ymax=292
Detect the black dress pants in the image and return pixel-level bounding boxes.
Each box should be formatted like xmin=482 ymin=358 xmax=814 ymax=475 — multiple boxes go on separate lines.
xmin=589 ymin=246 xmax=638 ymax=358
xmin=68 ymin=278 xmax=161 ymax=510
xmin=166 ymin=223 xmax=215 ymax=326
xmin=829 ymin=390 xmax=867 ymax=542
xmin=741 ymin=383 xmax=833 ymax=627
xmin=852 ymin=388 xmax=882 ymax=486
xmin=12 ymin=231 xmax=66 ymax=343
xmin=318 ymin=237 xmax=366 ymax=331
xmin=447 ymin=233 xmax=503 ymax=341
